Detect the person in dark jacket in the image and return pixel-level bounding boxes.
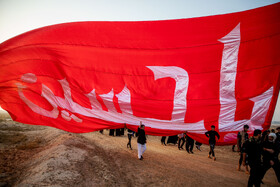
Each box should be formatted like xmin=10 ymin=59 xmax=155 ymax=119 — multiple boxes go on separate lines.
xmin=242 ymin=129 xmax=263 ymax=187
xmin=261 ymin=133 xmax=280 ymax=183
xmin=137 ymin=121 xmax=147 ymax=160
xmin=205 ymin=125 xmax=220 ymax=160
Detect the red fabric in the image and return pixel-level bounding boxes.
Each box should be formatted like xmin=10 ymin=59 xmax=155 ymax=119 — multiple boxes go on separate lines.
xmin=0 ymin=3 xmax=279 ymax=145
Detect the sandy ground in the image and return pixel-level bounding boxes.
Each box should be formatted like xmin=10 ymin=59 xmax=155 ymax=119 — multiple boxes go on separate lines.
xmin=0 ymin=116 xmax=279 ymax=186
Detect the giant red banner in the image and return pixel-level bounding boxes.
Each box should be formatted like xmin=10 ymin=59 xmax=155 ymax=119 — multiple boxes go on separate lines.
xmin=0 ymin=3 xmax=279 ymax=145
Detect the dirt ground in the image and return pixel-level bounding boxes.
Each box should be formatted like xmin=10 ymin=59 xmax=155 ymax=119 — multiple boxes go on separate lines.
xmin=0 ymin=117 xmax=279 ymax=187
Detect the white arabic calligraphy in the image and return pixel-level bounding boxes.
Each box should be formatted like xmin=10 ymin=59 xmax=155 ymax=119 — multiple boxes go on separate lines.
xmin=218 ymin=23 xmax=273 ymax=137
xmin=17 ymin=66 xmax=206 ymax=133
xmin=16 ymin=23 xmax=274 ymax=136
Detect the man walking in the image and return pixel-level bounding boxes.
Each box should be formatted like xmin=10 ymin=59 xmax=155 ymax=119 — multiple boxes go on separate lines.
xmin=237 ymin=124 xmax=250 ymax=174
xmin=137 ymin=121 xmax=147 ymax=160
xmin=261 ymin=133 xmax=280 ymax=183
xmin=205 ymin=125 xmax=220 ymax=160
xmin=243 ymin=129 xmax=263 ymax=187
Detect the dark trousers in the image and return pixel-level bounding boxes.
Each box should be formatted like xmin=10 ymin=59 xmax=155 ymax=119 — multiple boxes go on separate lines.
xmin=248 ymin=164 xmax=263 ymax=187
xmin=127 ymin=134 xmax=132 ymax=149
xmin=209 ymin=143 xmax=215 ymax=157
xmin=186 ymin=138 xmax=194 ymax=152
xmin=261 ymin=161 xmax=280 ymax=183
xmin=109 ymin=129 xmax=115 ymax=136
xmin=120 ymin=128 xmax=125 ymax=136
xmin=116 ymin=129 xmax=121 ymax=136
xmin=178 ymin=138 xmax=185 ymax=149
xmin=161 ymin=136 xmax=166 ymax=145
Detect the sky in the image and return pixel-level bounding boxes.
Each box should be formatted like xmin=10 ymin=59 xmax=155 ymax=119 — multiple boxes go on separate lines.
xmin=0 ymin=0 xmax=279 ymax=121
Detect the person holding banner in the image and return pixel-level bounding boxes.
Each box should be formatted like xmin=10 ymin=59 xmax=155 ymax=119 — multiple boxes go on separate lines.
xmin=242 ymin=129 xmax=263 ymax=187
xmin=137 ymin=121 xmax=147 ymax=160
xmin=205 ymin=125 xmax=220 ymax=161
xmin=237 ymin=125 xmax=250 ymax=174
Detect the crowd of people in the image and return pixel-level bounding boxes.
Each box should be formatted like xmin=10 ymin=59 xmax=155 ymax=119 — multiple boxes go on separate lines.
xmin=102 ymin=123 xmax=280 ymax=186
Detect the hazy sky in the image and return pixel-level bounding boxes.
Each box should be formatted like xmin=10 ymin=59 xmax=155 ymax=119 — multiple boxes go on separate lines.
xmin=0 ymin=0 xmax=279 ymax=121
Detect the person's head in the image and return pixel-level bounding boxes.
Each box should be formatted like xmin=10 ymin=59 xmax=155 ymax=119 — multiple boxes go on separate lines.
xmin=277 ymin=127 xmax=280 ymax=133
xmin=262 ymin=130 xmax=270 ymax=136
xmin=271 ymin=129 xmax=275 ymax=133
xmin=211 ymin=125 xmax=215 ymax=131
xmin=268 ymin=133 xmax=277 ymax=142
xmin=139 ymin=121 xmax=144 ymax=129
xmin=267 ymin=130 xmax=271 ymax=134
xmin=253 ymin=129 xmax=262 ymax=139
xmin=244 ymin=125 xmax=249 ymax=132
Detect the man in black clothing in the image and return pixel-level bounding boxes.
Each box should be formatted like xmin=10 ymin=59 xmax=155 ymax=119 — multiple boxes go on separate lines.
xmin=186 ymin=134 xmax=194 ymax=153
xmin=261 ymin=133 xmax=280 ymax=183
xmin=237 ymin=124 xmax=249 ymax=174
xmin=137 ymin=121 xmax=147 ymax=160
xmin=205 ymin=125 xmax=220 ymax=160
xmin=242 ymin=129 xmax=263 ymax=187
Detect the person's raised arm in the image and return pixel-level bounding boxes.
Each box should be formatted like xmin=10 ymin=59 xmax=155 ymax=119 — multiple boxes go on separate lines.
xmin=205 ymin=131 xmax=209 ymax=137
xmin=216 ymin=131 xmax=220 ymax=140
